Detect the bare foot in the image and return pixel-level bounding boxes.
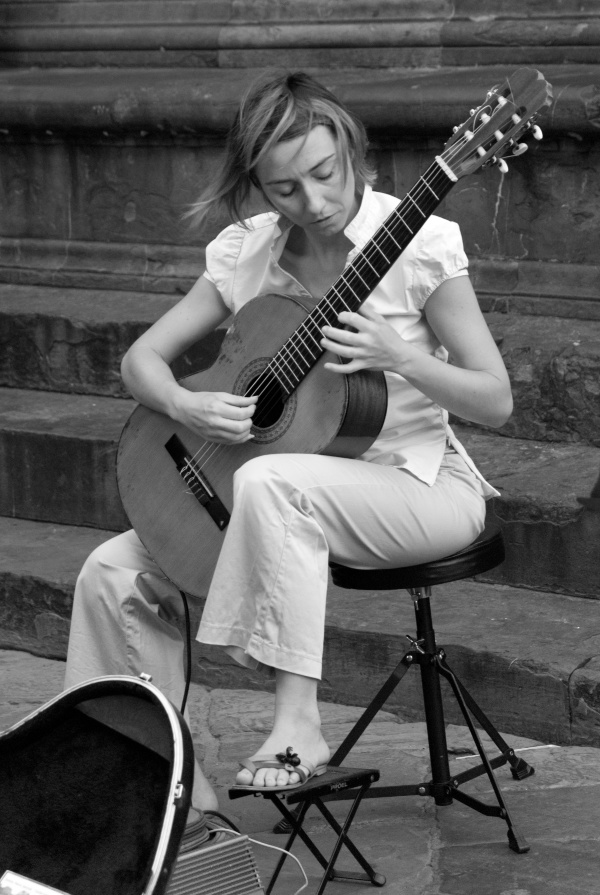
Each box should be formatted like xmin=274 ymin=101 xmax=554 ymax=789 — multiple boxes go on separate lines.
xmin=236 ymin=726 xmax=330 ymax=789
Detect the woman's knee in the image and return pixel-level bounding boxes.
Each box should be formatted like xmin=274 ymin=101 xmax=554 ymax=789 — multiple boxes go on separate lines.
xmin=74 ymin=535 xmax=140 ymax=614
xmin=234 ymin=453 xmax=319 ymax=493
xmin=233 ymin=455 xmax=291 ymax=499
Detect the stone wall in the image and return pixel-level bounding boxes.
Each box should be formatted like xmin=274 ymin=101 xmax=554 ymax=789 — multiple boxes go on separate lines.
xmin=1 ymin=65 xmax=598 ymax=315
xmin=2 ymin=0 xmax=599 ymax=68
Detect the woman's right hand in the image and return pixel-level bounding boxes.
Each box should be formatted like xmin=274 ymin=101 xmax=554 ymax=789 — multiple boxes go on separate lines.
xmin=172 ymin=389 xmax=257 ymax=443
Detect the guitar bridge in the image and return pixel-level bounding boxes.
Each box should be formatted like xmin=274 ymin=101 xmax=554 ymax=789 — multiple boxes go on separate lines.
xmin=165 ymin=434 xmax=230 ymax=531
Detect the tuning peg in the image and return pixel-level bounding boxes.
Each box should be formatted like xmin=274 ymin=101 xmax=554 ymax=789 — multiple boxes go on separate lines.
xmin=531 ymin=124 xmax=543 ymax=140
xmin=495 ymin=157 xmax=509 ymax=174
xmin=511 ymin=142 xmax=528 ymax=156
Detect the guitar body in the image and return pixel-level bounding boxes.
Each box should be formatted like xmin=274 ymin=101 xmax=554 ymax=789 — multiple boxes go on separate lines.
xmin=117 ymin=293 xmax=388 ymax=596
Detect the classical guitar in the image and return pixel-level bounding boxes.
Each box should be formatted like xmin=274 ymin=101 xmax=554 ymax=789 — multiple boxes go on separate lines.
xmin=117 ymin=68 xmax=552 ymax=597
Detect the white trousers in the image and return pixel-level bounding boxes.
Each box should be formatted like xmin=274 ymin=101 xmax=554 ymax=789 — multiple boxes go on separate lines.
xmin=65 ymin=450 xmax=486 ymax=703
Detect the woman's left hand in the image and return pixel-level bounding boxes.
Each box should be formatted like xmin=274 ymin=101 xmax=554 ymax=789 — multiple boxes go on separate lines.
xmin=320 ymin=305 xmax=409 ymax=374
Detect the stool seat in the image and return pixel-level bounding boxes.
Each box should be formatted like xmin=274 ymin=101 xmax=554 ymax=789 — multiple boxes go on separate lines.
xmin=330 ymin=517 xmax=504 ymax=591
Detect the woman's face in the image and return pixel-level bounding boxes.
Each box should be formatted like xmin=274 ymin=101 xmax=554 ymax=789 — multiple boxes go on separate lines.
xmin=255 ymin=125 xmax=359 ymax=237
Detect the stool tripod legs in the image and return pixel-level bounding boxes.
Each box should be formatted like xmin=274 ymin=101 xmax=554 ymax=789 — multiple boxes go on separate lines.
xmin=328 ymin=587 xmax=534 ymax=853
xmin=265 ymin=784 xmax=385 ymax=895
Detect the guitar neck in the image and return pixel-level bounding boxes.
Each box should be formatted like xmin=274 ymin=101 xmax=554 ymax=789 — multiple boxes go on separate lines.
xmin=270 ymin=157 xmax=457 ymax=397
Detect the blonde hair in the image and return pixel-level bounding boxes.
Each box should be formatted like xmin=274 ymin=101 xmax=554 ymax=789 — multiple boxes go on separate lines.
xmin=189 ymin=71 xmax=376 ymax=230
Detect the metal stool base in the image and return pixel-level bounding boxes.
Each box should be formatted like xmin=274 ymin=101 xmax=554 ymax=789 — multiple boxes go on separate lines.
xmin=328 ymin=588 xmax=534 ymax=855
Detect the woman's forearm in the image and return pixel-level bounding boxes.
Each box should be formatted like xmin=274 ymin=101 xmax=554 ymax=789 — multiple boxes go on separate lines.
xmin=393 ymin=344 xmax=513 ymax=428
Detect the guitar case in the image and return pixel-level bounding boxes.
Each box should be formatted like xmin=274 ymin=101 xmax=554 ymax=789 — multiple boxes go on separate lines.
xmin=0 ymin=675 xmax=194 ymax=895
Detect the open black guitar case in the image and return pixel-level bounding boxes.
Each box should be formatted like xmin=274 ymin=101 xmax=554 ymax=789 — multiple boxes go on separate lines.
xmin=0 ymin=675 xmax=194 ymax=895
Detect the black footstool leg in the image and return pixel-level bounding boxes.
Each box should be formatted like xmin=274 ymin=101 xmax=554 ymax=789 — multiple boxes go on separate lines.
xmin=231 ymin=768 xmax=385 ymax=895
xmin=265 ymin=798 xmax=312 ymax=895
xmin=311 ymin=790 xmax=386 ymax=894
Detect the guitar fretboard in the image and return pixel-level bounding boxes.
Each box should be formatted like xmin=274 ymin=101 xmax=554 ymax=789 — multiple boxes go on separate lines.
xmin=263 ymin=158 xmax=456 ymax=397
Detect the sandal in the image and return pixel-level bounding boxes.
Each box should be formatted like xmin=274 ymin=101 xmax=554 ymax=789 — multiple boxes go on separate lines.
xmin=232 ymin=746 xmax=328 ymax=793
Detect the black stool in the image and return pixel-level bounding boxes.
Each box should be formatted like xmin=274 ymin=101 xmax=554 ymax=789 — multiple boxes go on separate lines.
xmin=327 ymin=517 xmax=534 ymax=854
xmin=230 ymin=766 xmax=386 ymax=895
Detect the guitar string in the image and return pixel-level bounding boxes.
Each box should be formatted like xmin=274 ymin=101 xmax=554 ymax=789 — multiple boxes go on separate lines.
xmin=185 ymin=154 xmax=462 ymax=479
xmin=180 ymin=133 xmax=477 ymax=487
xmin=168 ymin=73 xmax=532 ymax=502
xmin=183 ymin=161 xmax=451 ymax=484
xmin=193 ymin=94 xmax=520 ymax=469
xmin=178 ymin=117 xmax=512 ymax=487
xmin=219 ymin=109 xmax=514 ymax=417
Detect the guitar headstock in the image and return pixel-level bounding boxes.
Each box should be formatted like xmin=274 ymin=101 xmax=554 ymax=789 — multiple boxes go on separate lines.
xmin=442 ymin=69 xmax=553 ymax=179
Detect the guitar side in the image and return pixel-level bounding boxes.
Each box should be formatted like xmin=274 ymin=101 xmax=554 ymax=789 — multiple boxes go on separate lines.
xmin=117 ymin=293 xmax=387 ymax=596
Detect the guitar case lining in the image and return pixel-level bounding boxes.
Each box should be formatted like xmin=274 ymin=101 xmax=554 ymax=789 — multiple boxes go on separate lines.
xmin=0 ymin=676 xmax=194 ymax=895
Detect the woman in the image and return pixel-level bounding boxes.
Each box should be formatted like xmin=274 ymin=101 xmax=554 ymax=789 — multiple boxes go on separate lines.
xmin=65 ymin=71 xmax=512 ymax=798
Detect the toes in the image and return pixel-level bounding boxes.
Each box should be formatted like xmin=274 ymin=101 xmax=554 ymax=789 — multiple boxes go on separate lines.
xmin=274 ymin=769 xmax=290 ymax=787
xmin=262 ymin=768 xmax=283 ymax=788
xmin=236 ymin=768 xmax=254 ymax=786
xmin=236 ymin=764 xmax=299 ymax=788
xmin=253 ymin=768 xmax=270 ymax=788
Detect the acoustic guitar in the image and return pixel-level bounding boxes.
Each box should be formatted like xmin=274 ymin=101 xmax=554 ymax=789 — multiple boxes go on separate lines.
xmin=117 ymin=68 xmax=552 ymax=597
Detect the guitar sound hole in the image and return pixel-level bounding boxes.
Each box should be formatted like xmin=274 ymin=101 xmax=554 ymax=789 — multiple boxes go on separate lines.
xmin=252 ymin=376 xmax=285 ymax=429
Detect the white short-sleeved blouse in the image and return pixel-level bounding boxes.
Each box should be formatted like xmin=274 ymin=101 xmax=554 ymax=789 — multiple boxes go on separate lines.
xmin=203 ymin=186 xmax=497 ymax=497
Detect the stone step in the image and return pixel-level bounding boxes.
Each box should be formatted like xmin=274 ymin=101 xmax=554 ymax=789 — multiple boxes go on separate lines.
xmin=0 ymin=387 xmax=132 ymax=531
xmin=0 ymin=383 xmax=598 ymax=596
xmin=0 ymin=284 xmax=225 ymax=397
xmin=1 ymin=514 xmax=599 ymax=749
xmin=455 ymin=426 xmax=600 ymax=599
xmin=2 ymin=284 xmax=599 ymax=446
xmin=481 ymin=312 xmax=600 ymax=448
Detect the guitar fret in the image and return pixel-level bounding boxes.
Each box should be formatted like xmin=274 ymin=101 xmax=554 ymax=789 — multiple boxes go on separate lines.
xmin=382 ymin=222 xmax=402 ymax=246
xmin=320 ymin=290 xmax=344 ymax=321
xmin=335 ymin=277 xmax=355 ymax=311
xmin=284 ymin=350 xmax=306 ymax=381
xmin=407 ymin=194 xmax=427 ymax=217
xmin=349 ymin=266 xmax=370 ymax=291
xmin=361 ymin=253 xmax=380 ymax=277
xmin=272 ymin=358 xmax=298 ymax=391
xmin=312 ymin=304 xmax=332 ymax=328
xmin=372 ymin=241 xmax=390 ymax=265
xmin=398 ymin=210 xmax=414 ymax=233
xmin=423 ymin=177 xmax=440 ymax=200
xmin=295 ymin=325 xmax=320 ymax=359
